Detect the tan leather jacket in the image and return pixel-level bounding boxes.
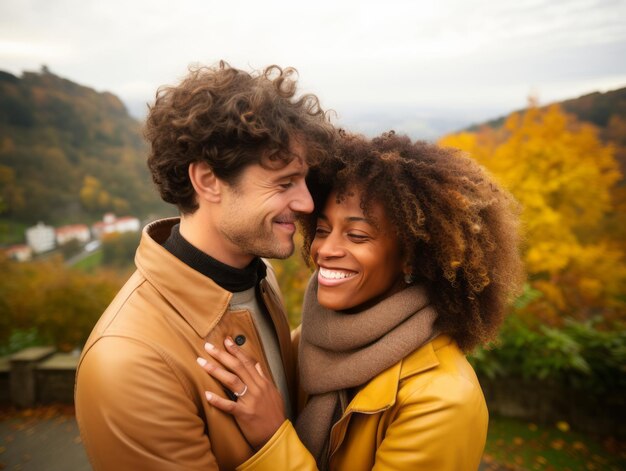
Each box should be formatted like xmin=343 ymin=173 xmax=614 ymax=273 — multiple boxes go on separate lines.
xmin=239 ymin=335 xmax=488 ymax=471
xmin=75 ymin=218 xmax=296 ymax=470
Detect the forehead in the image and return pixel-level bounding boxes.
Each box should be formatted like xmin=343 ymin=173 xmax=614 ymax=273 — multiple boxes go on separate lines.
xmin=260 ymin=138 xmax=309 ymax=175
xmin=324 ymin=187 xmax=387 ymax=224
xmin=273 ymin=154 xmax=308 ymax=177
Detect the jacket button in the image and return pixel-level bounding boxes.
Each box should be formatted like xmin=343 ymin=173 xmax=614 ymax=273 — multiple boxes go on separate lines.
xmin=234 ymin=335 xmax=246 ymax=346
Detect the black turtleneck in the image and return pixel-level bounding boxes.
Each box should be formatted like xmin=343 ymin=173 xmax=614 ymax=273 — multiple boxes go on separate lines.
xmin=162 ymin=224 xmax=265 ymax=293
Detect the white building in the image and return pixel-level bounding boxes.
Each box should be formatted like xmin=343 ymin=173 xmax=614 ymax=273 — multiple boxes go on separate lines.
xmin=5 ymin=244 xmax=33 ymax=262
xmin=115 ymin=216 xmax=141 ymax=233
xmin=56 ymin=224 xmax=91 ymax=245
xmin=92 ymin=213 xmax=141 ymax=239
xmin=25 ymin=222 xmax=56 ymax=254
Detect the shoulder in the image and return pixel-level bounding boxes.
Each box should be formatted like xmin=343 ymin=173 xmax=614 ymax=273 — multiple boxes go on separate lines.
xmin=373 ymin=338 xmax=488 ymax=470
xmin=77 ymin=278 xmax=194 ymax=400
xmin=81 ymin=268 xmax=176 ymax=351
xmin=398 ymin=336 xmax=486 ymax=412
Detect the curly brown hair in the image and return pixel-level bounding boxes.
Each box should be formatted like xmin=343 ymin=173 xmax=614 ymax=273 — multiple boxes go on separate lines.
xmin=145 ymin=61 xmax=335 ymax=213
xmin=301 ymin=132 xmax=523 ymax=351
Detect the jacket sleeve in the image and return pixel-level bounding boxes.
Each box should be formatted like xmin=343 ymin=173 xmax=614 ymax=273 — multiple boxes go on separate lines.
xmin=75 ymin=336 xmax=218 ymax=470
xmin=238 ymin=373 xmax=487 ymax=471
xmin=371 ymin=374 xmax=488 ymax=471
xmin=237 ymin=420 xmax=318 ymax=471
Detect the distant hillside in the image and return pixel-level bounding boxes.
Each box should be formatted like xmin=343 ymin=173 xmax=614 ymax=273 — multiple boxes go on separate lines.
xmin=0 ymin=67 xmax=169 ymax=226
xmin=468 ymin=87 xmax=626 ymax=131
xmin=465 ymin=86 xmax=626 ymax=176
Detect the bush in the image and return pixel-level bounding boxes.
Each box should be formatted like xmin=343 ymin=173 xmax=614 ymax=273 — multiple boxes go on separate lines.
xmin=0 ymin=254 xmax=125 ymax=352
xmin=101 ymin=231 xmax=140 ymax=268
xmin=470 ymin=315 xmax=626 ymax=394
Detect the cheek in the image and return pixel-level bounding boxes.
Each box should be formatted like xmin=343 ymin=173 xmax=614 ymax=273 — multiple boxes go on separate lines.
xmin=364 ymin=247 xmax=403 ymax=282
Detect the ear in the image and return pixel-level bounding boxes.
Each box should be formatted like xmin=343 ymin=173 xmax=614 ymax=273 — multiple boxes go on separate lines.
xmin=189 ymin=161 xmax=222 ymax=203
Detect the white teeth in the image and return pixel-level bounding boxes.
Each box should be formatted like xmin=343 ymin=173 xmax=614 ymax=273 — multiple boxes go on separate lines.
xmin=319 ymin=267 xmax=355 ymax=280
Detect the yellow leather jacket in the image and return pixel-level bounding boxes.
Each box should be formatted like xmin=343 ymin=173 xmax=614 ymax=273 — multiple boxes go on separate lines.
xmin=75 ymin=218 xmax=295 ymax=471
xmin=239 ymin=335 xmax=488 ymax=471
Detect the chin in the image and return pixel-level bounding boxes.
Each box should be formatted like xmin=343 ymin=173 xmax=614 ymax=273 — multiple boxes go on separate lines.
xmin=272 ymin=246 xmax=295 ymax=260
xmin=279 ymin=242 xmax=295 ymax=257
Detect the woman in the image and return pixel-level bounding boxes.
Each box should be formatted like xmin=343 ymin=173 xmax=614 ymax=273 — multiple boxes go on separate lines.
xmin=198 ymin=132 xmax=523 ymax=470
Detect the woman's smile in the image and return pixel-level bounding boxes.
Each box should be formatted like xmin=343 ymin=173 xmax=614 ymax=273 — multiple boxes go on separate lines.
xmin=317 ymin=266 xmax=357 ymax=286
xmin=311 ymin=188 xmax=405 ymax=312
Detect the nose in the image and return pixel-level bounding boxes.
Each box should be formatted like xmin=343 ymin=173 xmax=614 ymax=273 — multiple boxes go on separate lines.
xmin=291 ymin=180 xmax=314 ymax=214
xmin=315 ymin=231 xmax=345 ymax=260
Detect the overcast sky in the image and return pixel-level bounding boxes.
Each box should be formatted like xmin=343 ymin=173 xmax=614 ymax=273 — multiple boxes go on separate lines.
xmin=1 ymin=0 xmax=625 ymax=138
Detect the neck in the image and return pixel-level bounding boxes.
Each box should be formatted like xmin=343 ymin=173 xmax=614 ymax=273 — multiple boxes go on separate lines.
xmin=162 ymin=224 xmax=263 ymax=292
xmin=179 ymin=212 xmax=253 ymax=269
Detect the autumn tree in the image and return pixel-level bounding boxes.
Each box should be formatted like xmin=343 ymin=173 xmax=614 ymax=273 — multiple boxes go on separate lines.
xmin=0 ymin=164 xmax=24 ymax=215
xmin=0 ymin=68 xmax=168 ymax=225
xmin=440 ymin=104 xmax=625 ymax=323
xmin=0 ymin=254 xmax=124 ymax=351
xmin=79 ymin=175 xmax=129 ymax=214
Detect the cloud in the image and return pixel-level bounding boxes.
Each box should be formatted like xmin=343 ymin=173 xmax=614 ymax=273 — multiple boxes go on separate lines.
xmin=0 ymin=39 xmax=74 ymax=60
xmin=0 ymin=0 xmax=624 ymax=121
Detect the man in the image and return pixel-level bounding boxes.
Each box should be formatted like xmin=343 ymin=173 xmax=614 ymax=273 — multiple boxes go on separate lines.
xmin=75 ymin=62 xmax=334 ymax=470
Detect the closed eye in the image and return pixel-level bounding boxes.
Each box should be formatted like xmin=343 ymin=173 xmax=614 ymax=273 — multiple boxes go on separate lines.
xmin=348 ymin=233 xmax=369 ymax=242
xmin=315 ymin=227 xmax=330 ymax=237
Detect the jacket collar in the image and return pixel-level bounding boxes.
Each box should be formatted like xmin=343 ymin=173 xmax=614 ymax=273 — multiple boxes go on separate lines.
xmin=135 ymin=218 xmax=233 ymax=338
xmin=347 ymin=335 xmax=452 ymax=413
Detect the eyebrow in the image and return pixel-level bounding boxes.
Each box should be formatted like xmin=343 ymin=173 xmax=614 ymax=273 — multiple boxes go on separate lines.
xmin=277 ymin=170 xmax=306 ymax=180
xmin=318 ymin=214 xmax=375 ymax=225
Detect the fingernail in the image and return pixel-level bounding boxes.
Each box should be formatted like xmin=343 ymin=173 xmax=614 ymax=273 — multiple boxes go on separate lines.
xmin=224 ymin=337 xmax=234 ymax=347
xmin=196 ymin=357 xmax=207 ymax=367
xmin=205 ymin=391 xmax=213 ymax=401
xmin=205 ymin=342 xmax=214 ymax=351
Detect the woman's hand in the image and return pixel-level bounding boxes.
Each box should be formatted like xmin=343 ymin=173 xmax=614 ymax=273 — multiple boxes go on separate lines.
xmin=197 ymin=337 xmax=286 ymax=450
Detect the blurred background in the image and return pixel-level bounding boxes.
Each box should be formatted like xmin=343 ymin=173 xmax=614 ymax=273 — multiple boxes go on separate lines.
xmin=0 ymin=0 xmax=624 ymax=469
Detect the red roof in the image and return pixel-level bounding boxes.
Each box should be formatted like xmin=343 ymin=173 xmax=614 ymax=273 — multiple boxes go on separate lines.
xmin=55 ymin=224 xmax=89 ymax=235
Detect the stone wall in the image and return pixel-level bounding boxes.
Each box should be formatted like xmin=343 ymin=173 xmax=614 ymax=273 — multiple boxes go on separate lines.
xmin=480 ymin=376 xmax=626 ymax=439
xmin=2 ymin=347 xmax=623 ymax=441
xmin=1 ymin=347 xmax=78 ymax=407
xmin=36 ymin=353 xmax=79 ymax=404
xmin=0 ymin=356 xmax=9 ymax=404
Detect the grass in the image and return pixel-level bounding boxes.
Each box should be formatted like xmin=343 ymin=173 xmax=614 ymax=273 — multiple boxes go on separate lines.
xmin=0 ymin=220 xmax=28 ymax=245
xmin=71 ymin=249 xmax=103 ymax=272
xmin=483 ymin=415 xmax=626 ymax=470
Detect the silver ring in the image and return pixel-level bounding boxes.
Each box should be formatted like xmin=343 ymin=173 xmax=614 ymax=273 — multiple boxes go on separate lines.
xmin=234 ymin=384 xmax=248 ymax=398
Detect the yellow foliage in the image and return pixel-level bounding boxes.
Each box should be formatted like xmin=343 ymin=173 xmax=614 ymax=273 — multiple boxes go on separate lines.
xmin=556 ymin=421 xmax=570 ymax=432
xmin=80 ymin=175 xmax=125 ymax=213
xmin=440 ymin=104 xmax=625 ymax=321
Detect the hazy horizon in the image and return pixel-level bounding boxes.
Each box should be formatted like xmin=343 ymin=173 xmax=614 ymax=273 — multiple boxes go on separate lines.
xmin=2 ymin=0 xmax=625 ymax=140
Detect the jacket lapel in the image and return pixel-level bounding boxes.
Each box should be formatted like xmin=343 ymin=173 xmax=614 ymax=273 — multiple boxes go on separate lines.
xmin=328 ymin=337 xmax=444 ymax=458
xmin=135 ymin=218 xmax=232 ymax=338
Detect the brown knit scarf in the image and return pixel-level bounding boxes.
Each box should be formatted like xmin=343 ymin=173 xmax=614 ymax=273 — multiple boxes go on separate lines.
xmin=295 ymin=274 xmax=438 ymax=469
